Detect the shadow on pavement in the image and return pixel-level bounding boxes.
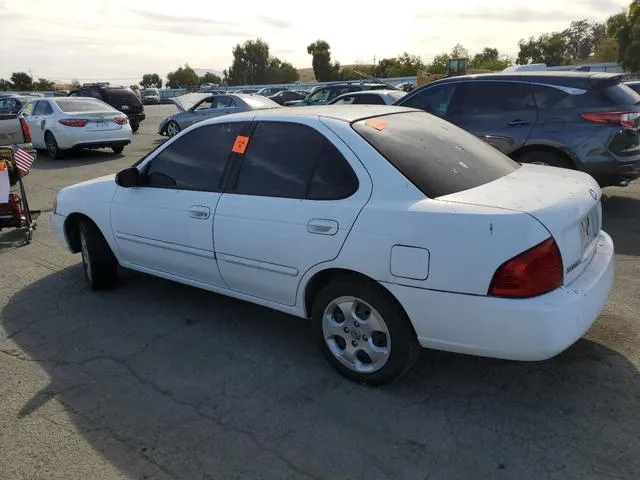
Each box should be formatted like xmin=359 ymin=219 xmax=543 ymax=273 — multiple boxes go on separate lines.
xmin=31 ymin=149 xmax=125 ymax=170
xmin=2 ymin=266 xmax=640 ymax=479
xmin=603 ymin=193 xmax=640 ymax=257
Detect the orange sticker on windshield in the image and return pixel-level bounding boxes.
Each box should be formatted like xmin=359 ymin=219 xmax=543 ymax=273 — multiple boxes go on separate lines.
xmin=232 ymin=135 xmax=249 ymax=154
xmin=365 ymin=120 xmax=388 ymax=131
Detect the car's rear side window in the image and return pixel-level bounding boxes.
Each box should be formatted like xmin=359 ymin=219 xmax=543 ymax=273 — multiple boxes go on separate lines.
xmin=601 ymin=83 xmax=640 ymax=105
xmin=103 ymin=88 xmax=140 ymax=104
xmin=352 ymin=111 xmax=520 ymax=198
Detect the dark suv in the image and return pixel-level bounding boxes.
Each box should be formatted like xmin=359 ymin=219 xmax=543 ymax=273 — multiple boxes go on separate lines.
xmin=395 ymin=72 xmax=640 ymax=187
xmin=68 ymin=85 xmax=145 ymax=133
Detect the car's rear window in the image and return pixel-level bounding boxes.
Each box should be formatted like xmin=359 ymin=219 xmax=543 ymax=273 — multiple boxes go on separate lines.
xmin=242 ymin=96 xmax=279 ymax=108
xmin=103 ymin=88 xmax=140 ymax=104
xmin=352 ymin=111 xmax=520 ymax=198
xmin=602 ymin=83 xmax=640 ymax=105
xmin=55 ymin=99 xmax=115 ymax=112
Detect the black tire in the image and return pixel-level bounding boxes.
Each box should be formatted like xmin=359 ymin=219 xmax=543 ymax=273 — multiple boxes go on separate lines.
xmin=112 ymin=146 xmax=124 ymax=154
xmin=79 ymin=220 xmax=118 ymax=290
xmin=45 ymin=131 xmax=64 ymax=159
xmin=130 ymin=122 xmax=140 ymax=133
xmin=311 ymin=277 xmax=420 ymax=385
xmin=517 ymin=150 xmax=573 ymax=169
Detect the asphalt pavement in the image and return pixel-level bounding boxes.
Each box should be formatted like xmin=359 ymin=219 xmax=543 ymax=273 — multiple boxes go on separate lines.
xmin=1 ymin=105 xmax=639 ymax=480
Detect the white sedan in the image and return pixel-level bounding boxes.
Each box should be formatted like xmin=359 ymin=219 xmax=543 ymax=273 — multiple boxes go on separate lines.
xmin=21 ymin=97 xmax=132 ymax=159
xmin=50 ymin=105 xmax=615 ymax=385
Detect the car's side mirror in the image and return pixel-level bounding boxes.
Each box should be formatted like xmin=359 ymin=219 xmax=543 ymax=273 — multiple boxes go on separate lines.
xmin=115 ymin=167 xmax=141 ymax=188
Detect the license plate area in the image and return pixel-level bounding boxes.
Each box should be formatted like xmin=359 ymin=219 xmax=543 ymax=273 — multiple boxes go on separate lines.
xmin=579 ymin=206 xmax=599 ymax=256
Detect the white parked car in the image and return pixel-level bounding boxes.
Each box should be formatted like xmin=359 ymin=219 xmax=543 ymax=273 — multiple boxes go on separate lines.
xmin=21 ymin=97 xmax=132 ymax=159
xmin=50 ymin=106 xmax=615 ymax=385
xmin=141 ymin=87 xmax=161 ymax=105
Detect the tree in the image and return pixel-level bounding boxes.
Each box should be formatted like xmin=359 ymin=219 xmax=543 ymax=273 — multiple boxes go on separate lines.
xmin=625 ymin=17 xmax=640 ymax=71
xmin=199 ymin=72 xmax=221 ymax=85
xmin=562 ymin=19 xmax=606 ymax=61
xmin=374 ymin=52 xmax=424 ymax=77
xmin=129 ymin=85 xmax=139 ymax=92
xmin=33 ymin=78 xmax=55 ymax=91
xmin=593 ymin=37 xmax=620 ymax=61
xmin=224 ymin=39 xmax=298 ymax=85
xmin=451 ymin=44 xmax=469 ymax=59
xmin=470 ymin=47 xmax=511 ymax=70
xmin=140 ymin=73 xmax=163 ymax=88
xmin=0 ymin=79 xmax=14 ymax=91
xmin=426 ymin=53 xmax=450 ymax=74
xmin=10 ymin=72 xmax=33 ymax=91
xmin=517 ymin=33 xmax=568 ymax=66
xmin=166 ymin=64 xmax=199 ymax=89
xmin=307 ymin=40 xmax=340 ymax=81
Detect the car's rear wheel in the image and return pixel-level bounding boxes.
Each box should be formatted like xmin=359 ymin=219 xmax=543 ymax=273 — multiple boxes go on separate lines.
xmin=130 ymin=121 xmax=139 ymax=133
xmin=112 ymin=146 xmax=124 ymax=154
xmin=517 ymin=150 xmax=573 ymax=169
xmin=166 ymin=121 xmax=181 ymax=138
xmin=312 ymin=278 xmax=420 ymax=385
xmin=79 ymin=220 xmax=118 ymax=290
xmin=45 ymin=131 xmax=64 ymax=159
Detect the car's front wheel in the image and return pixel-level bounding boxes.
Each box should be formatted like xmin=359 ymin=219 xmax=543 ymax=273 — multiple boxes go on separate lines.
xmin=79 ymin=220 xmax=119 ymax=290
xmin=166 ymin=120 xmax=181 ymax=138
xmin=312 ymin=277 xmax=420 ymax=385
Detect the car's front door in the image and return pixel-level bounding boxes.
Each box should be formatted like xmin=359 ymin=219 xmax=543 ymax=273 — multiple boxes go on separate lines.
xmin=111 ymin=121 xmax=248 ymax=287
xmin=213 ymin=118 xmax=372 ymax=306
xmin=446 ymin=81 xmax=538 ymax=154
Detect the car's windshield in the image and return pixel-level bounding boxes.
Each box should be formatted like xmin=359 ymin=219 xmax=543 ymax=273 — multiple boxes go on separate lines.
xmin=352 ymin=111 xmax=520 ymax=198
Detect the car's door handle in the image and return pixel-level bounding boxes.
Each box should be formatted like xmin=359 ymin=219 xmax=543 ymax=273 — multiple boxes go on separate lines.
xmin=507 ymin=119 xmax=530 ymax=127
xmin=307 ymin=219 xmax=338 ymax=235
xmin=188 ymin=205 xmax=210 ymax=219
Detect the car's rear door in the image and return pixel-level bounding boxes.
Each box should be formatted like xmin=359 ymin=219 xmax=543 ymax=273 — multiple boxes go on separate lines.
xmin=446 ymin=81 xmax=537 ymax=154
xmin=213 ymin=118 xmax=372 ymax=306
xmin=111 ymin=121 xmax=248 ymax=287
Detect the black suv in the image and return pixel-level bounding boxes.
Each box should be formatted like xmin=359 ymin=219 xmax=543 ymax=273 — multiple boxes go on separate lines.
xmin=68 ymin=84 xmax=145 ymax=133
xmin=287 ymin=83 xmax=392 ymax=106
xmin=395 ymin=72 xmax=640 ymax=187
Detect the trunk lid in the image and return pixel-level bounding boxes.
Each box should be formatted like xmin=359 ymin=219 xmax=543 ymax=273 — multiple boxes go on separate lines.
xmin=169 ymin=93 xmax=212 ymax=113
xmin=0 ymin=114 xmax=25 ymax=144
xmin=437 ymin=164 xmax=603 ymax=285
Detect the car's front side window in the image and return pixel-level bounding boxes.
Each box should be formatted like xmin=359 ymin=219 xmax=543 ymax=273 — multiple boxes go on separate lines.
xmin=21 ymin=101 xmax=36 ymax=117
xmin=142 ymin=122 xmax=247 ymax=191
xmin=401 ymin=84 xmax=457 ymax=116
xmin=233 ymin=121 xmax=358 ymax=200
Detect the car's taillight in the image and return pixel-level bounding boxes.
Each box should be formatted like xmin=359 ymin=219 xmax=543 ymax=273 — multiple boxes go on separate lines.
xmin=580 ymin=111 xmax=640 ymax=128
xmin=59 ymin=119 xmax=88 ymax=127
xmin=19 ymin=117 xmax=31 ymax=143
xmin=488 ymin=238 xmax=563 ymax=298
xmin=114 ymin=117 xmax=128 ymax=125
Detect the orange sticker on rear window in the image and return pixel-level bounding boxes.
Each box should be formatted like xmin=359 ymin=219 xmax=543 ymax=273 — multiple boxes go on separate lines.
xmin=232 ymin=135 xmax=249 ymax=154
xmin=365 ymin=120 xmax=388 ymax=131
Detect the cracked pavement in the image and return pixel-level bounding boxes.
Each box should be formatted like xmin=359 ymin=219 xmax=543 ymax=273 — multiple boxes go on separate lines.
xmin=1 ymin=105 xmax=639 ymax=480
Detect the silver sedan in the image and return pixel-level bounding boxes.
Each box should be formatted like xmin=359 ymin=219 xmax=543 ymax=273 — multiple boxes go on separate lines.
xmin=158 ymin=93 xmax=280 ymax=137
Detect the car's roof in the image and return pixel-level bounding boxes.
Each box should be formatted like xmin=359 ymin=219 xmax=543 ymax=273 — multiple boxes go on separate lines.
xmin=224 ymin=105 xmax=416 ymax=123
xmin=338 ymin=90 xmax=399 ymax=96
xmin=438 ymin=71 xmax=621 ymax=81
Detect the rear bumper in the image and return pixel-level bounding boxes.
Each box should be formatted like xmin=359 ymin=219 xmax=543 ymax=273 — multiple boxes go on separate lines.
xmin=125 ymin=112 xmax=145 ymax=123
xmin=384 ymin=231 xmax=615 ymax=361
xmin=73 ymin=139 xmax=131 ymax=150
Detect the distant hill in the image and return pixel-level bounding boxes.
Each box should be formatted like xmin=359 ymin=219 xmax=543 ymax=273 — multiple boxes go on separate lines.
xmin=296 ymin=64 xmax=375 ymax=83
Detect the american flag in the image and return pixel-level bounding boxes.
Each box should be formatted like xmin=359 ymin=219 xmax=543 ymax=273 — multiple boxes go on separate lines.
xmin=12 ymin=144 xmax=34 ymax=175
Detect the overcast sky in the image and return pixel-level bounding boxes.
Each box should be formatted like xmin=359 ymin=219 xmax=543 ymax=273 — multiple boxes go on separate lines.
xmin=0 ymin=0 xmax=629 ymax=84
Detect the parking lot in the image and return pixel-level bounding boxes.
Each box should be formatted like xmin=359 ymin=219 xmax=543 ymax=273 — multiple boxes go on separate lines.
xmin=1 ymin=104 xmax=639 ymax=479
